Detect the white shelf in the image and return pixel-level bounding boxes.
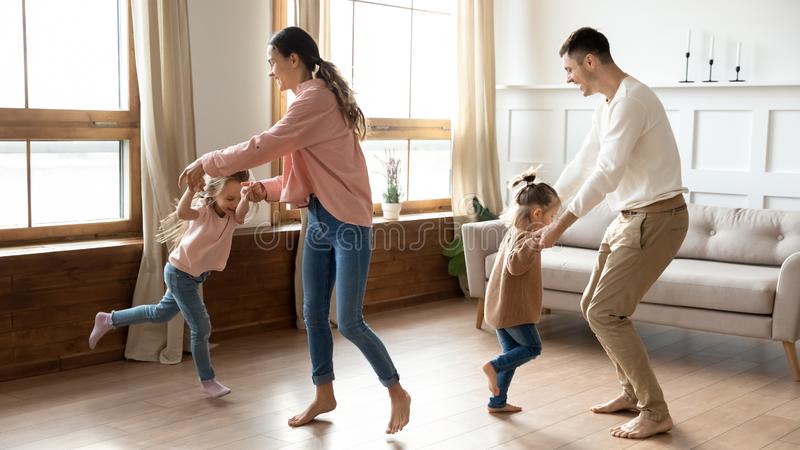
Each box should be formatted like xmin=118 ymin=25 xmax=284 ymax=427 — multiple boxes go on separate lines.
xmin=497 ymin=81 xmax=800 ymax=90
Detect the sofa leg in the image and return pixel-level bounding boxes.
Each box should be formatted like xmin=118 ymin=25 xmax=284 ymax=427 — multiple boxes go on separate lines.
xmin=475 ymin=297 xmax=485 ymax=329
xmin=542 ymin=308 xmax=552 ymax=315
xmin=784 ymin=341 xmax=800 ymax=382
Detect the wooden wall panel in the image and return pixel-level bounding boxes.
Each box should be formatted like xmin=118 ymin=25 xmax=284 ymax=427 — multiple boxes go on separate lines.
xmin=203 ymin=230 xmax=299 ymax=339
xmin=0 ymin=215 xmax=461 ymax=381
xmin=0 ymin=239 xmax=142 ymax=381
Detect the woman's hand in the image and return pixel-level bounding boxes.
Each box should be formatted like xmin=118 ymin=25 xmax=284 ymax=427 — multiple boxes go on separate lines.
xmin=178 ymin=159 xmax=206 ymax=192
xmin=241 ymin=181 xmax=267 ymax=202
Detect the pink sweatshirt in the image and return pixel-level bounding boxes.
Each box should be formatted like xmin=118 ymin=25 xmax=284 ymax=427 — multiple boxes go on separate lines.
xmin=200 ymin=79 xmax=373 ymax=227
xmin=169 ymin=203 xmax=237 ymax=277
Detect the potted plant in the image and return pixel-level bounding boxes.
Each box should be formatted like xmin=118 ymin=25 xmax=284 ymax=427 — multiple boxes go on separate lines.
xmin=380 ymin=151 xmax=403 ymax=220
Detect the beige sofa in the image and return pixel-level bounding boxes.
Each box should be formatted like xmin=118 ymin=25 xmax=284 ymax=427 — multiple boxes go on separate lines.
xmin=462 ymin=202 xmax=800 ymax=381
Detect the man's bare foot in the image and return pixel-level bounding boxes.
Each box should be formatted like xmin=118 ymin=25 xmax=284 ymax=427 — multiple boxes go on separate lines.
xmin=610 ymin=415 xmax=673 ymax=439
xmin=488 ymin=403 xmax=522 ymax=414
xmin=591 ymin=393 xmax=638 ymax=414
xmin=386 ymin=384 xmax=411 ymax=434
xmin=288 ymin=384 xmax=337 ymax=427
xmin=481 ymin=362 xmax=500 ymax=396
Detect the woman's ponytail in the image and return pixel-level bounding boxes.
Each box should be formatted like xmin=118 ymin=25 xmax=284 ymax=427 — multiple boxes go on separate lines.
xmin=316 ymin=59 xmax=366 ymax=139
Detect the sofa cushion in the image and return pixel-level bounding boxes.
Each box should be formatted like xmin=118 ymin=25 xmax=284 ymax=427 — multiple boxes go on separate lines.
xmin=678 ymin=204 xmax=800 ymax=266
xmin=486 ymin=249 xmax=778 ymax=315
xmin=643 ymin=259 xmax=778 ymax=315
xmin=559 ymin=201 xmax=616 ymax=250
xmin=540 ymin=247 xmax=597 ymax=293
xmin=556 ymin=202 xmax=800 ymax=267
xmin=487 ymin=247 xmax=599 ymax=294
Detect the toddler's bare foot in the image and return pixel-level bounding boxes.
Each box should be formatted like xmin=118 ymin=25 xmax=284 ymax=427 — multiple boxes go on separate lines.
xmin=386 ymin=385 xmax=411 ymax=434
xmin=610 ymin=415 xmax=673 ymax=439
xmin=481 ymin=361 xmax=500 ymax=396
xmin=591 ymin=393 xmax=637 ymax=413
xmin=488 ymin=403 xmax=522 ymax=414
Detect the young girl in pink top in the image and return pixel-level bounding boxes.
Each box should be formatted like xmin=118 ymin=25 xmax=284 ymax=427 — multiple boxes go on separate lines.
xmin=89 ymin=171 xmax=253 ymax=398
xmin=178 ymin=26 xmax=411 ymax=433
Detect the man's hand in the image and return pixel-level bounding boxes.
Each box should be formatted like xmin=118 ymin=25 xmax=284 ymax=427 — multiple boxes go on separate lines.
xmin=537 ymin=209 xmax=578 ymax=250
xmin=537 ymin=223 xmax=563 ymax=250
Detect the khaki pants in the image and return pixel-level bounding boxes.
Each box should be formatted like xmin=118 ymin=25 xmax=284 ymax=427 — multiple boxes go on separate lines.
xmin=580 ymin=205 xmax=689 ymax=421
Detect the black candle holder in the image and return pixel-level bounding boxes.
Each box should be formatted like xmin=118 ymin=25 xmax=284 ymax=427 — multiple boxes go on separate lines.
xmin=679 ymin=52 xmax=693 ymax=83
xmin=730 ymin=65 xmax=745 ymax=82
xmin=704 ymin=59 xmax=717 ymax=82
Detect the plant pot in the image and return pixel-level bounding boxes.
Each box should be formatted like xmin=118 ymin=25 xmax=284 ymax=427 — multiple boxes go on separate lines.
xmin=381 ymin=202 xmax=402 ymax=220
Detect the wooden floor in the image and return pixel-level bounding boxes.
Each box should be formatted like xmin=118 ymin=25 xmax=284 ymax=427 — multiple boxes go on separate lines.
xmin=1 ymin=298 xmax=800 ymax=450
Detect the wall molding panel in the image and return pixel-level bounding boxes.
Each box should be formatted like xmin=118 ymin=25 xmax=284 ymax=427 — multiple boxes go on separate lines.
xmin=496 ymin=85 xmax=800 ymax=210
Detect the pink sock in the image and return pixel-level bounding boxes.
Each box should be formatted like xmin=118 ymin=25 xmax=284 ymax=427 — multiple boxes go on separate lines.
xmin=201 ymin=379 xmax=231 ymax=398
xmin=88 ymin=312 xmax=113 ymax=350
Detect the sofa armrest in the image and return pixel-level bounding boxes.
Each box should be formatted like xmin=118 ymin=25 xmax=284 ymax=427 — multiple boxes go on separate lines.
xmin=461 ymin=220 xmax=507 ymax=298
xmin=773 ymin=251 xmax=800 ymax=342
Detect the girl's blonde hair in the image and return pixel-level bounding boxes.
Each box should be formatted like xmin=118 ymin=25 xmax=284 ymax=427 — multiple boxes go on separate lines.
xmin=156 ymin=170 xmax=253 ymax=252
xmin=500 ymin=165 xmax=560 ymax=230
xmin=269 ymin=26 xmax=367 ymax=140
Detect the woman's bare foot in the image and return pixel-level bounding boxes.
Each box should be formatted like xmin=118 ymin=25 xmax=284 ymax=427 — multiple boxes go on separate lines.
xmin=481 ymin=362 xmax=500 ymax=396
xmin=488 ymin=403 xmax=522 ymax=414
xmin=591 ymin=393 xmax=638 ymax=413
xmin=610 ymin=415 xmax=673 ymax=439
xmin=386 ymin=384 xmax=411 ymax=434
xmin=288 ymin=383 xmax=337 ymax=427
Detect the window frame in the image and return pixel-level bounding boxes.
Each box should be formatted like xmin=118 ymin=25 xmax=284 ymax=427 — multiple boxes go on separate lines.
xmin=271 ymin=0 xmax=452 ymax=224
xmin=0 ymin=0 xmax=141 ymax=244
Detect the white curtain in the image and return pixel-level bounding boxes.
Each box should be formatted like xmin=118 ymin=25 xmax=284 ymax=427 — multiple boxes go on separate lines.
xmin=452 ymin=0 xmax=502 ymax=217
xmin=293 ymin=0 xmax=336 ymax=329
xmin=125 ymin=0 xmax=197 ymax=363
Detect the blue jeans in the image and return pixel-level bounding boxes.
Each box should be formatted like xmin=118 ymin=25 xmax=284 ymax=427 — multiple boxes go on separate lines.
xmin=111 ymin=263 xmax=215 ymax=381
xmin=303 ymin=196 xmax=400 ymax=387
xmin=489 ymin=323 xmax=542 ymax=408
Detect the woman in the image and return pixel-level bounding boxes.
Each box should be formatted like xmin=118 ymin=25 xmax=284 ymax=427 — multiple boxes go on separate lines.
xmin=179 ymin=26 xmax=411 ymax=434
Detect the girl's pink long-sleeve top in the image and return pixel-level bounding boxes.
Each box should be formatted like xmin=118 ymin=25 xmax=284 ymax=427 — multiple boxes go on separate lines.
xmin=200 ymin=78 xmax=373 ymax=227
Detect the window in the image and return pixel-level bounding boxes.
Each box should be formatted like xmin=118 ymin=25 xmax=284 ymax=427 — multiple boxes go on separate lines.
xmin=0 ymin=0 xmax=140 ymax=243
xmin=272 ymin=0 xmax=454 ymax=221
xmin=329 ymin=0 xmax=454 ymax=211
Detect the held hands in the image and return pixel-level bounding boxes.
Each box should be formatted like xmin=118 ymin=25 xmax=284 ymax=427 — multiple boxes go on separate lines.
xmin=535 ymin=224 xmax=562 ymax=250
xmin=241 ymin=181 xmax=267 ymax=202
xmin=239 ymin=185 xmax=254 ymax=203
xmin=178 ymin=159 xmax=206 ymax=193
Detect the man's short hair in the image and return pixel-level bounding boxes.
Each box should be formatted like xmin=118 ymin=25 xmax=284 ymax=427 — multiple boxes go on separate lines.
xmin=559 ymin=27 xmax=613 ymax=64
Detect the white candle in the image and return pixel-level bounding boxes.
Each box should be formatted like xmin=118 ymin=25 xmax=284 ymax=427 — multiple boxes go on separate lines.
xmin=709 ymin=35 xmax=715 ymax=59
xmin=736 ymin=41 xmax=742 ymax=66
xmin=686 ymin=29 xmax=692 ymax=53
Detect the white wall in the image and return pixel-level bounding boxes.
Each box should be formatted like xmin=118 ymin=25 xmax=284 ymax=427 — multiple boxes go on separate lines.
xmin=494 ymin=0 xmax=800 ymax=211
xmin=495 ymin=0 xmax=800 ymax=86
xmin=187 ymin=0 xmax=273 ymax=226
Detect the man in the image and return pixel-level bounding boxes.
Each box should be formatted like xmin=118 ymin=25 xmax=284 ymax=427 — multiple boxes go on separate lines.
xmin=539 ymin=27 xmax=689 ymax=439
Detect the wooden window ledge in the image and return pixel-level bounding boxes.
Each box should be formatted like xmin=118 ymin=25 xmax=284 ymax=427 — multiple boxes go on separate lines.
xmin=0 ymin=237 xmax=144 ymax=258
xmin=0 ymin=210 xmax=455 ymax=257
xmin=252 ymin=210 xmax=454 ymax=235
